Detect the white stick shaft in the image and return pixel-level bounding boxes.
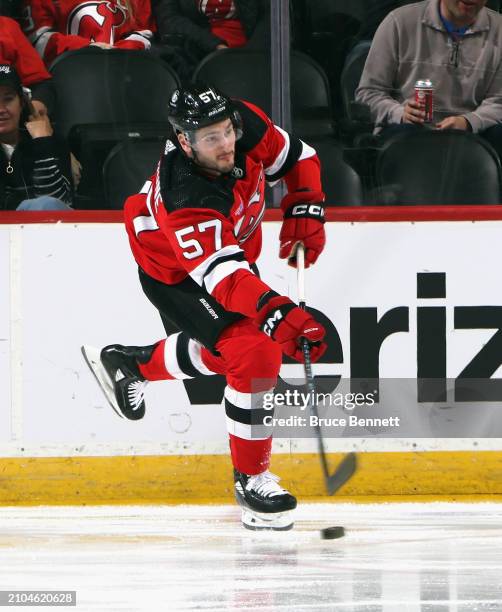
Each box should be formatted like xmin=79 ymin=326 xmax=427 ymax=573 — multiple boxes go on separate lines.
xmin=296 ymin=243 xmax=306 ymax=306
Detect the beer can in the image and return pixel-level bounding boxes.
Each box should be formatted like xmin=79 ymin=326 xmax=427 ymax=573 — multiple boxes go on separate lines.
xmin=415 ymin=79 xmax=434 ymax=123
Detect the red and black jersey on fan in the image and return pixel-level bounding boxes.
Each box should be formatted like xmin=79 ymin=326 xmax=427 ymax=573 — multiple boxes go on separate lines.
xmin=124 ymin=99 xmax=324 ymax=345
xmin=0 ymin=17 xmax=55 ymax=112
xmin=0 ymin=17 xmax=51 ymax=85
xmin=22 ymin=0 xmax=154 ymax=66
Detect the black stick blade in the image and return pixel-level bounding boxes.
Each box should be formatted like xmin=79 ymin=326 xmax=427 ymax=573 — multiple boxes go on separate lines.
xmin=326 ymin=452 xmax=357 ymax=496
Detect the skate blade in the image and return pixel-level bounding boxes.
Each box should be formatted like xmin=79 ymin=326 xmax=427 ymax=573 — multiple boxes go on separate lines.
xmin=241 ymin=508 xmax=294 ymax=531
xmin=81 ymin=345 xmax=123 ymax=419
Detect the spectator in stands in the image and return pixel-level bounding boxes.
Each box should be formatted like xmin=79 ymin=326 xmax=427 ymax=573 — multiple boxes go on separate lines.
xmin=0 ymin=16 xmax=54 ymax=115
xmin=153 ymin=0 xmax=269 ymax=79
xmin=21 ymin=0 xmax=155 ymax=67
xmin=355 ymin=0 xmax=502 ymax=157
xmin=0 ymin=64 xmax=73 ymax=210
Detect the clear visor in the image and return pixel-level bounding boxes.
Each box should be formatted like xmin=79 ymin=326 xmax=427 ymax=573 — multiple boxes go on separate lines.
xmin=185 ymin=124 xmax=243 ymax=151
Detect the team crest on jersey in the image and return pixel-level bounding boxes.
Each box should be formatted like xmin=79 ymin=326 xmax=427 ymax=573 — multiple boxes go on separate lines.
xmin=198 ymin=0 xmax=236 ymax=19
xmin=67 ymin=1 xmax=128 ymax=41
xmin=248 ymin=169 xmax=263 ymax=207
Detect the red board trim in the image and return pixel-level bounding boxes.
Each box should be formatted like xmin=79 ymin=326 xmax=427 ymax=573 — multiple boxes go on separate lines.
xmin=1 ymin=206 xmax=502 ymax=224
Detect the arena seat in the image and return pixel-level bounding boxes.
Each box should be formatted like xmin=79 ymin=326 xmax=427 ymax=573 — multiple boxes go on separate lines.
xmin=193 ymin=49 xmax=333 ymax=139
xmin=310 ymin=138 xmax=364 ymax=206
xmin=103 ymin=140 xmax=165 ymax=210
xmin=340 ymin=40 xmax=371 ymax=124
xmin=51 ymin=48 xmax=179 ymax=137
xmin=376 ymin=130 xmax=502 ymax=205
xmin=304 ymin=0 xmax=366 ymax=29
xmin=297 ymin=0 xmax=363 ymax=117
xmin=50 ymin=48 xmax=179 ymax=208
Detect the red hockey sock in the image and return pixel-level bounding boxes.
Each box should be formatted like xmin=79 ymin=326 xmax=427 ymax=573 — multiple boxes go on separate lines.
xmin=229 ymin=433 xmax=272 ymax=475
xmin=137 ymin=340 xmax=174 ymax=381
xmin=138 ymin=334 xmax=221 ymax=381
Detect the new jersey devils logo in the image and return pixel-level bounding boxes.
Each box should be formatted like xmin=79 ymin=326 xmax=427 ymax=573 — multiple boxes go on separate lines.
xmin=67 ymin=1 xmax=128 ymax=43
xmin=198 ymin=0 xmax=236 ymax=19
xmin=233 ymin=173 xmax=265 ymax=244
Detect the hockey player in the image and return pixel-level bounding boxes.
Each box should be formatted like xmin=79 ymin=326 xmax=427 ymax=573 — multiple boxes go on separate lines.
xmin=22 ymin=0 xmax=154 ymax=67
xmin=82 ymin=84 xmax=327 ymax=530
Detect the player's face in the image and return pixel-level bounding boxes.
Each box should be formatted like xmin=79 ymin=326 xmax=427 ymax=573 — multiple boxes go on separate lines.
xmin=440 ymin=0 xmax=487 ymax=27
xmin=191 ymin=119 xmax=236 ymax=175
xmin=0 ymin=86 xmax=22 ymax=143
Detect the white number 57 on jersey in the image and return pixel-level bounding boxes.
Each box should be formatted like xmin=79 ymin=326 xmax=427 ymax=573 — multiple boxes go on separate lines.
xmin=175 ymin=219 xmax=223 ymax=259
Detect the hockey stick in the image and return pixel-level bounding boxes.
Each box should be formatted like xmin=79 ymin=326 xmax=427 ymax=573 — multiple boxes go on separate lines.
xmin=296 ymin=244 xmax=357 ymax=495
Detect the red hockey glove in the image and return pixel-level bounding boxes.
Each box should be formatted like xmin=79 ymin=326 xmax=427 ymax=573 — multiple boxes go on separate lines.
xmin=279 ymin=198 xmax=326 ymax=268
xmin=255 ymin=292 xmax=327 ymax=363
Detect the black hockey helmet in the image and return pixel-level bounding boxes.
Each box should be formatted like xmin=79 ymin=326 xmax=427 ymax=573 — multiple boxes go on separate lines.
xmin=167 ymin=83 xmax=242 ymax=138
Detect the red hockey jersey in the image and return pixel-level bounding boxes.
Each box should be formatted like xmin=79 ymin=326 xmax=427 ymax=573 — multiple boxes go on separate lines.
xmin=124 ymin=100 xmax=325 ymax=319
xmin=202 ymin=0 xmax=247 ymax=48
xmin=0 ymin=17 xmax=51 ymax=86
xmin=22 ymin=0 xmax=154 ymax=66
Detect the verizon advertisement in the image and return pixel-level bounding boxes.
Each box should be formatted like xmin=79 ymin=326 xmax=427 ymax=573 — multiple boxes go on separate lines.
xmin=1 ymin=216 xmax=502 ymax=455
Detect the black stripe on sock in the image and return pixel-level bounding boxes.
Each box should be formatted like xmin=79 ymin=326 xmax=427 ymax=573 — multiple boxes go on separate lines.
xmin=176 ymin=332 xmax=200 ymax=378
xmin=225 ymin=399 xmax=272 ymax=426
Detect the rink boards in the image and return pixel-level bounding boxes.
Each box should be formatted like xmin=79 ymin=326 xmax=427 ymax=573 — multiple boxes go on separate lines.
xmin=1 ymin=207 xmax=502 ymax=504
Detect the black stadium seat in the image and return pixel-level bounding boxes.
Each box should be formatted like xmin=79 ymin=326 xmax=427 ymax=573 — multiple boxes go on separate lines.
xmin=103 ymin=140 xmax=165 ymax=210
xmin=50 ymin=48 xmax=179 ymax=208
xmin=304 ymin=0 xmax=366 ymax=30
xmin=192 ymin=49 xmax=333 ymax=139
xmin=311 ymin=138 xmax=363 ymax=206
xmin=50 ymin=48 xmax=179 ymax=138
xmin=299 ymin=0 xmax=364 ymax=116
xmin=290 ymin=52 xmax=333 ymax=138
xmin=193 ymin=50 xmax=271 ymax=111
xmin=340 ymin=41 xmax=371 ymax=124
xmin=376 ymin=130 xmax=502 ymax=205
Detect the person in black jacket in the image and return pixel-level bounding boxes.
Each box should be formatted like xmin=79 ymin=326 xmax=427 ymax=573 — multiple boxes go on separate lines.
xmin=153 ymin=0 xmax=269 ymax=79
xmin=0 ymin=64 xmax=72 ymax=210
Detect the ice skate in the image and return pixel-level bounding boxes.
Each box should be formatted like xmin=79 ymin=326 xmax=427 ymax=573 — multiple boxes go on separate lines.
xmin=81 ymin=344 xmax=153 ymax=420
xmin=234 ymin=469 xmax=297 ymax=531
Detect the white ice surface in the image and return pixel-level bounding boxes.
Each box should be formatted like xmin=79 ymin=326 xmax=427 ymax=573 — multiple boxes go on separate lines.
xmin=0 ymin=502 xmax=501 ymax=611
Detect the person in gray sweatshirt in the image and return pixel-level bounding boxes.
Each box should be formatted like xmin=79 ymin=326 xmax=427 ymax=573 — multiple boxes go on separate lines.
xmin=355 ymin=0 xmax=502 ymax=157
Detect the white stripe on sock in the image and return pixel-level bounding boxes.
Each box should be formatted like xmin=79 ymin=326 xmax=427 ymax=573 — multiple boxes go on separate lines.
xmin=164 ymin=333 xmax=192 ymax=380
xmin=188 ymin=339 xmax=216 ymax=375
xmin=225 ymin=416 xmax=270 ymax=441
xmin=224 ymin=385 xmax=251 ymax=409
xmin=224 ymin=385 xmax=273 ymax=410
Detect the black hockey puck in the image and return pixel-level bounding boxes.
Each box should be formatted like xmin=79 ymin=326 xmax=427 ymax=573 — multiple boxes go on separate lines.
xmin=320 ymin=526 xmax=345 ymax=540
